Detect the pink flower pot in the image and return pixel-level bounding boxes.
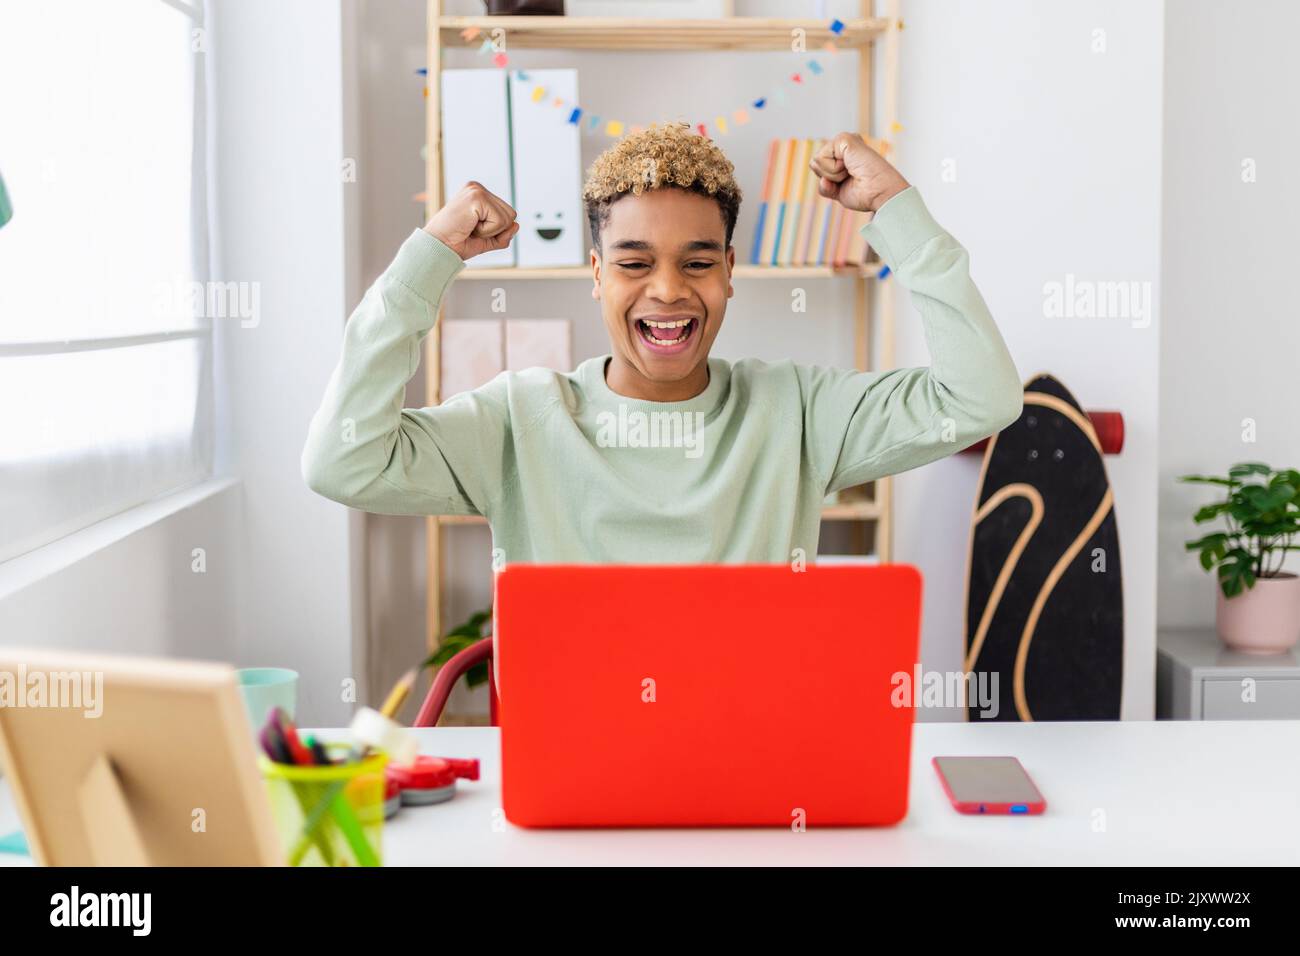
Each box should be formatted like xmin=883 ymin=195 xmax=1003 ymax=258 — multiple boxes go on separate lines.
xmin=1215 ymin=572 xmax=1300 ymax=654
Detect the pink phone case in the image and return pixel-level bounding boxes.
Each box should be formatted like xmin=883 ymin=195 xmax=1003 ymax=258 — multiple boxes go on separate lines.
xmin=932 ymin=756 xmax=1047 ymax=815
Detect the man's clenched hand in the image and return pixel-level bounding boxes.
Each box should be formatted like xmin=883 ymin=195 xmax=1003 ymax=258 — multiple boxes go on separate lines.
xmin=424 ymin=181 xmax=521 ymax=261
xmin=809 ymin=132 xmax=910 ymax=214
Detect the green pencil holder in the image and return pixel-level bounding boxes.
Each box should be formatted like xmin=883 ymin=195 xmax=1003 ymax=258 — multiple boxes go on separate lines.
xmin=260 ymin=747 xmax=387 ymax=867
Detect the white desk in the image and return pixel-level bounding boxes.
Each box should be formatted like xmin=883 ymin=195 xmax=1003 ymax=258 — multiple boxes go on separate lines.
xmin=3 ymin=720 xmax=1297 ymax=865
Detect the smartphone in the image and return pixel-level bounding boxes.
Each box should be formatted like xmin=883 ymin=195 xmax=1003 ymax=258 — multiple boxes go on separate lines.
xmin=932 ymin=756 xmax=1046 ymax=815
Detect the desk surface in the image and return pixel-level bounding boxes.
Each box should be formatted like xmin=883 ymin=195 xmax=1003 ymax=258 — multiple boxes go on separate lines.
xmin=3 ymin=720 xmax=1297 ymax=865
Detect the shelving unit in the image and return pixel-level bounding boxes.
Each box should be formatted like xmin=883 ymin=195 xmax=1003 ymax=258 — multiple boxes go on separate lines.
xmin=436 ymin=14 xmax=886 ymax=51
xmin=423 ymin=0 xmax=902 ymax=652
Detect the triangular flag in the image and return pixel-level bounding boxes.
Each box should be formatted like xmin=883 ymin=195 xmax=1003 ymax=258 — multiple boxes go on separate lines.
xmin=715 ymin=116 xmax=728 ymax=134
xmin=607 ymin=120 xmax=624 ymax=136
xmin=493 ymin=52 xmax=508 ymax=67
xmin=732 ymin=108 xmax=749 ymax=125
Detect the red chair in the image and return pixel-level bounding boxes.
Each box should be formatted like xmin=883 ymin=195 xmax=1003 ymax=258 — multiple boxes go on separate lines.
xmin=413 ymin=637 xmax=498 ymax=727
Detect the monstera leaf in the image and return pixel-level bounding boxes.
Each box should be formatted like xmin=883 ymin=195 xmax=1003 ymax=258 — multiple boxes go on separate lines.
xmin=1180 ymin=463 xmax=1300 ymax=597
xmin=420 ymin=609 xmax=492 ymax=688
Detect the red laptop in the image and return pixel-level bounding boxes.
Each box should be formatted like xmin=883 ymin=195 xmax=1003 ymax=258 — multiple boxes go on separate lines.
xmin=495 ymin=564 xmax=923 ymax=827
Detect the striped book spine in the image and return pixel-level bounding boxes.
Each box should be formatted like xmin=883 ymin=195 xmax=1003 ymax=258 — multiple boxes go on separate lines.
xmin=791 ymin=138 xmax=823 ymax=267
xmin=749 ymin=139 xmax=779 ymax=265
xmin=811 ymin=192 xmax=833 ymax=265
xmin=777 ymin=139 xmax=812 ymax=266
xmin=821 ymin=201 xmax=842 ymax=266
xmin=765 ymin=139 xmax=797 ymax=266
xmin=757 ymin=138 xmax=791 ymax=266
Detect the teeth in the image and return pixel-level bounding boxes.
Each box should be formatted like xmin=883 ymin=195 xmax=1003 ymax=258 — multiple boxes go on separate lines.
xmin=638 ymin=318 xmax=693 ymax=345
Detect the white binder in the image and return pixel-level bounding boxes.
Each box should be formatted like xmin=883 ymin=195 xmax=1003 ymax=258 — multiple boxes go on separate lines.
xmin=440 ymin=69 xmax=515 ymax=268
xmin=508 ymin=69 xmax=585 ymax=267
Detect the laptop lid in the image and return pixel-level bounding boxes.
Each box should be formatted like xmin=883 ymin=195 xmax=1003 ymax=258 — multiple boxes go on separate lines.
xmin=495 ymin=564 xmax=923 ymax=827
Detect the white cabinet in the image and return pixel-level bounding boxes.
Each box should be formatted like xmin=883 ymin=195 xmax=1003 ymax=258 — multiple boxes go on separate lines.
xmin=1157 ymin=628 xmax=1300 ymax=720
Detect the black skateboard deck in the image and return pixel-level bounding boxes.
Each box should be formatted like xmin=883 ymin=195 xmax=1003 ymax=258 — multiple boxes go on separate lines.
xmin=964 ymin=373 xmax=1123 ymax=721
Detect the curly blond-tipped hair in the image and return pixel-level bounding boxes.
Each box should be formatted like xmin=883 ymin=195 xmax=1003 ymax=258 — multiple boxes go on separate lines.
xmin=582 ymin=121 xmax=743 ymax=255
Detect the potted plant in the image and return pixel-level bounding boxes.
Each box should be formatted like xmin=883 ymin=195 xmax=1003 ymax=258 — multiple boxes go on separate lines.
xmin=422 ymin=608 xmax=493 ymax=689
xmin=1180 ymin=461 xmax=1300 ymax=653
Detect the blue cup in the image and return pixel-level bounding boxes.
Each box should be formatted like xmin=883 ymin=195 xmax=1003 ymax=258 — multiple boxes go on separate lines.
xmin=237 ymin=667 xmax=299 ymax=733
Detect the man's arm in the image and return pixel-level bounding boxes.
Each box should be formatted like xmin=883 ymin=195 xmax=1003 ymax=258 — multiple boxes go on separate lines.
xmin=301 ymin=182 xmax=521 ymax=516
xmin=801 ymin=134 xmax=1023 ymax=492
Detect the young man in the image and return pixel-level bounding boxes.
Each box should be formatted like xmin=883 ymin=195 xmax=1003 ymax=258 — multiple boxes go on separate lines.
xmin=303 ymin=123 xmax=1022 ymax=563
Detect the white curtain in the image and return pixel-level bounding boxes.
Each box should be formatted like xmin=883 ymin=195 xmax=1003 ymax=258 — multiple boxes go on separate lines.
xmin=0 ymin=0 xmax=213 ymax=562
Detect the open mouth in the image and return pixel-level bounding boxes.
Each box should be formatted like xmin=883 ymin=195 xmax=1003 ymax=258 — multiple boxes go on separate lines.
xmin=634 ymin=316 xmax=699 ymax=353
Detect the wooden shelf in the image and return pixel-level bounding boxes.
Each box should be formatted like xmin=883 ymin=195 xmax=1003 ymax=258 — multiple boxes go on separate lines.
xmin=820 ymin=500 xmax=882 ymax=521
xmin=437 ymin=514 xmax=489 ymax=526
xmin=438 ymin=16 xmax=885 ymax=52
xmin=452 ymin=262 xmax=889 ymax=281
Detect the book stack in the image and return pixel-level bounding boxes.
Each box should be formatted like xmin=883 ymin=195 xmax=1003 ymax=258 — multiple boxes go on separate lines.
xmin=749 ymin=138 xmax=871 ymax=269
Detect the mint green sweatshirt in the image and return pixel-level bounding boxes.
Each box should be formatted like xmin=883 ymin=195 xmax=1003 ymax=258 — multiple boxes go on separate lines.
xmin=302 ymin=186 xmax=1022 ymax=564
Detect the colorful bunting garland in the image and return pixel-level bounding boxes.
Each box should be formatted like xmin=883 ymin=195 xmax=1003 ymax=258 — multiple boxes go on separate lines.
xmin=416 ymin=17 xmax=895 ymax=148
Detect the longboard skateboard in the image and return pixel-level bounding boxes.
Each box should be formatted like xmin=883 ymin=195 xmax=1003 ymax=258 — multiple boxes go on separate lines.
xmin=964 ymin=373 xmax=1123 ymax=721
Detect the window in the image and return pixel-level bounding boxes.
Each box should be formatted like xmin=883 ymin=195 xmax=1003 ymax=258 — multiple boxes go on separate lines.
xmin=0 ymin=0 xmax=212 ymax=562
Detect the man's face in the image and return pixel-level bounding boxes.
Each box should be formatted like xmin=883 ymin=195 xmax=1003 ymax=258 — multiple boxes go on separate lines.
xmin=590 ymin=188 xmax=734 ymax=387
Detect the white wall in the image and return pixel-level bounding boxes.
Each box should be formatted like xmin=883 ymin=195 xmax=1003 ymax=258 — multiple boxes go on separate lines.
xmin=0 ymin=482 xmax=244 ymax=664
xmin=0 ymin=0 xmax=365 ymax=727
xmin=892 ymin=0 xmax=1164 ymax=720
xmin=1159 ymin=0 xmax=1300 ymax=626
xmin=355 ymin=0 xmax=437 ymax=716
xmin=355 ymin=0 xmax=1165 ymax=720
xmin=209 ymin=0 xmax=361 ymax=725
